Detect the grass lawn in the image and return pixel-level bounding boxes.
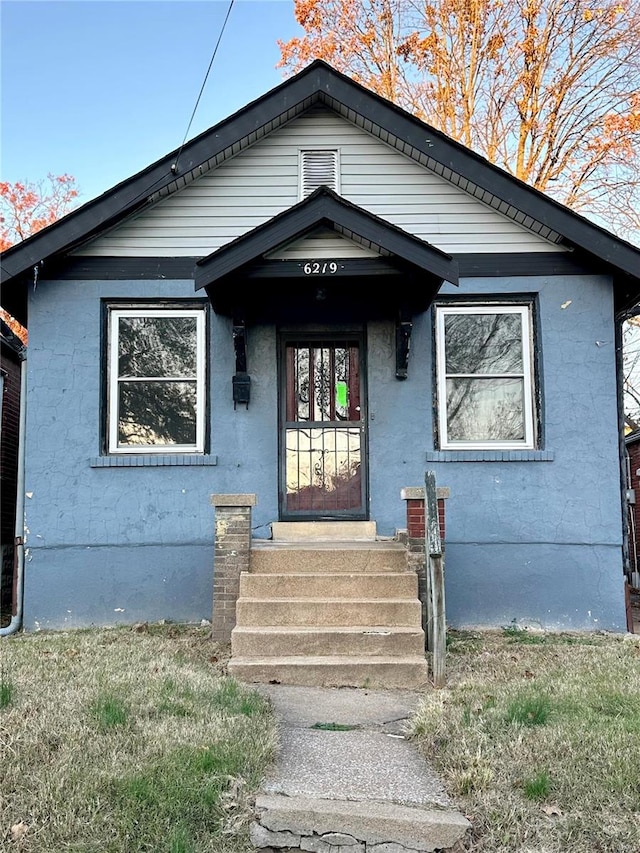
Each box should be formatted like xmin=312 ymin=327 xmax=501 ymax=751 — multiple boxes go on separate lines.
xmin=2 ymin=624 xmax=639 ymax=852
xmin=411 ymin=627 xmax=640 ymax=853
xmin=0 ymin=624 xmax=278 ymax=852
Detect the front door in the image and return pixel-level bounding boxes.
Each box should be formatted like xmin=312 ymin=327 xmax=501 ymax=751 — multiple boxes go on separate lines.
xmin=279 ymin=333 xmax=368 ymax=519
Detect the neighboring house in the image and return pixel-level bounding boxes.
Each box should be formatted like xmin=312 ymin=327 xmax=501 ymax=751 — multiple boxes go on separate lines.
xmin=625 ymin=428 xmax=640 ymax=583
xmin=0 ymin=316 xmax=26 ymax=624
xmin=2 ymin=60 xmax=639 ymax=634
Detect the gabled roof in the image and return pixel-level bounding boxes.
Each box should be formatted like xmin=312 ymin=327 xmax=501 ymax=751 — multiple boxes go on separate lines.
xmin=1 ymin=60 xmax=639 ymax=308
xmin=196 ymin=186 xmax=458 ymax=310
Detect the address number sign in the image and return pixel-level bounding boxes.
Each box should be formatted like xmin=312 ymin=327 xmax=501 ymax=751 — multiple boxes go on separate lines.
xmin=302 ymin=261 xmax=340 ymax=275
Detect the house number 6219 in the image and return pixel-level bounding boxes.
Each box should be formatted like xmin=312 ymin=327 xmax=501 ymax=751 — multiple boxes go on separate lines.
xmin=303 ymin=261 xmax=339 ymax=275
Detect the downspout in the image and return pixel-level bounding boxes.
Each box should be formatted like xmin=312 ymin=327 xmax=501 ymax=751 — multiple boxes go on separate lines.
xmin=1 ymin=353 xmax=27 ymax=636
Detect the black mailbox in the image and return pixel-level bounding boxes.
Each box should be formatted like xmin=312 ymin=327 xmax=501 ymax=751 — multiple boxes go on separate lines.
xmin=232 ymin=372 xmax=251 ymax=408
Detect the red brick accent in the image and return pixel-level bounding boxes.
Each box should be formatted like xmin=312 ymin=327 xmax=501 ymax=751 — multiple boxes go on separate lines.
xmin=406 ymin=499 xmax=425 ymax=538
xmin=404 ymin=496 xmax=446 ymax=543
xmin=1 ymin=348 xmax=22 ymax=619
xmin=1 ymin=355 xmax=20 ymax=546
xmin=437 ymin=497 xmax=446 ymax=541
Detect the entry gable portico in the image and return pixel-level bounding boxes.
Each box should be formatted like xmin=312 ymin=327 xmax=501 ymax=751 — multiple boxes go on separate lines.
xmin=195 ymin=187 xmax=459 ymax=521
xmin=195 ymin=186 xmax=459 ymax=318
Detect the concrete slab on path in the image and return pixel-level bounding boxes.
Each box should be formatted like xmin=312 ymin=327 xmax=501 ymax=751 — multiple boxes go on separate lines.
xmin=261 ymin=727 xmax=452 ymax=808
xmin=251 ymin=684 xmax=471 ymax=852
xmin=259 ymin=684 xmax=420 ymax=731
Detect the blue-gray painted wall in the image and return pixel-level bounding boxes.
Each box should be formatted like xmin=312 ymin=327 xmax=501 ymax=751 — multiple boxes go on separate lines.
xmin=22 ymin=271 xmax=626 ymax=631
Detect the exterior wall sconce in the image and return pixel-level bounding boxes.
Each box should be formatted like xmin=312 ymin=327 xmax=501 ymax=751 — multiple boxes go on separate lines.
xmin=396 ymin=308 xmax=412 ymax=380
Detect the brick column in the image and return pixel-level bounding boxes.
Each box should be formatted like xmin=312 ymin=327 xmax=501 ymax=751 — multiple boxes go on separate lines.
xmin=400 ymin=486 xmax=450 ymax=638
xmin=401 ymin=486 xmax=449 ymax=541
xmin=209 ymin=494 xmax=256 ymax=643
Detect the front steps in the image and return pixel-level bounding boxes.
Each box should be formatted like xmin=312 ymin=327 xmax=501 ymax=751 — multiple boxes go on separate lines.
xmin=228 ymin=522 xmax=429 ymax=688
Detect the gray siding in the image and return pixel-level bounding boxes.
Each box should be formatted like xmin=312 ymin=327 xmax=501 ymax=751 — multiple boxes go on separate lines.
xmin=78 ymin=107 xmax=564 ymax=257
xmin=265 ymin=227 xmax=380 ymax=260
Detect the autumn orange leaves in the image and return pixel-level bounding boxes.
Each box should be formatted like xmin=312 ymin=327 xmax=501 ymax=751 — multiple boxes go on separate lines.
xmin=0 ymin=172 xmax=78 ymax=252
xmin=279 ymin=0 xmax=640 ymax=241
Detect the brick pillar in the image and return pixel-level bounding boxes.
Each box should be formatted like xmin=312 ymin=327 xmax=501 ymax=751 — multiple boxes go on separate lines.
xmin=400 ymin=486 xmax=450 ymax=639
xmin=401 ymin=486 xmax=449 ymax=542
xmin=209 ymin=494 xmax=257 ymax=643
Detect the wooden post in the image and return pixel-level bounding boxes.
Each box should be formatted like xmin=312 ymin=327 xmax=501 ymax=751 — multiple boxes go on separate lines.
xmin=425 ymin=471 xmax=446 ymax=688
xmin=430 ymin=553 xmax=446 ymax=688
xmin=425 ymin=543 xmax=434 ymax=654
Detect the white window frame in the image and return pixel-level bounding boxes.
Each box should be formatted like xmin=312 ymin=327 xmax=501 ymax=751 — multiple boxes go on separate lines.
xmin=298 ymin=148 xmax=341 ymax=200
xmin=435 ymin=304 xmax=536 ymax=450
xmin=108 ymin=306 xmax=206 ymax=454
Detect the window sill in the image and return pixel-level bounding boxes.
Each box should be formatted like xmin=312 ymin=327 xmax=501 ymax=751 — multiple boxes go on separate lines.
xmin=426 ymin=450 xmax=554 ymax=462
xmin=90 ymin=454 xmax=218 ymax=467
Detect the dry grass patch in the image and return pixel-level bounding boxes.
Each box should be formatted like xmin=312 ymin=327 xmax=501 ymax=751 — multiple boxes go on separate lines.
xmin=0 ymin=624 xmax=278 ymax=852
xmin=411 ymin=629 xmax=640 ymax=853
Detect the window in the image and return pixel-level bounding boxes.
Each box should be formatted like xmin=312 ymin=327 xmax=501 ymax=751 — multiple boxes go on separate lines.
xmin=435 ymin=304 xmax=535 ymax=449
xmin=107 ymin=306 xmax=206 ymax=453
xmin=299 ymin=149 xmax=340 ymax=199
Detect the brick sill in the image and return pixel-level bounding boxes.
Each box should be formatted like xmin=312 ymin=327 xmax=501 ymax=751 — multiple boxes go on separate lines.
xmin=90 ymin=455 xmax=218 ymax=467
xmin=426 ymin=450 xmax=554 ymax=462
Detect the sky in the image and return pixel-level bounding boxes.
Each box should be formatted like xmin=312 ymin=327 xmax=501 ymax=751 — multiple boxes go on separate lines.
xmin=1 ymin=0 xmax=302 ymax=204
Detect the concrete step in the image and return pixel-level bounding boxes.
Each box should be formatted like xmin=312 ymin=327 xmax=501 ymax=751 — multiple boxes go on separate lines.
xmin=250 ymin=541 xmax=407 ymax=574
xmin=252 ymin=794 xmax=471 ymax=853
xmin=228 ymin=655 xmax=429 ymax=688
xmin=235 ymin=598 xmax=422 ymax=628
xmin=239 ymin=572 xmax=417 ymax=600
xmin=271 ymin=521 xmax=377 ymax=541
xmin=231 ymin=625 xmax=426 ymax=658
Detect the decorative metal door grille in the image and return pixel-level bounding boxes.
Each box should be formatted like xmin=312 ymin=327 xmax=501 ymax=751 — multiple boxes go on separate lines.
xmin=281 ymin=339 xmax=366 ymax=517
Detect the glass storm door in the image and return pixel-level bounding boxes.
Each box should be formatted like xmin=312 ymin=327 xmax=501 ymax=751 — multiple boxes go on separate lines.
xmin=280 ymin=336 xmax=368 ymax=519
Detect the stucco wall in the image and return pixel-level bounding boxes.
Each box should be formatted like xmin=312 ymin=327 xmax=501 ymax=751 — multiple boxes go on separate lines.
xmin=23 ymin=278 xmax=278 ymax=628
xmin=22 ymin=271 xmax=625 ymax=631
xmin=368 ymin=273 xmax=624 ymax=629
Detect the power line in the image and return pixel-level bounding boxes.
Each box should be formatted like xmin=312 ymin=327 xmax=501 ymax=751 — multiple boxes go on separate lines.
xmin=171 ymin=0 xmax=236 ymax=176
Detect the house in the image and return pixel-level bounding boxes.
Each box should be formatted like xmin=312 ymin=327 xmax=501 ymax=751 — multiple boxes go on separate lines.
xmin=625 ymin=427 xmax=640 ymax=581
xmin=2 ymin=60 xmax=639 ymax=645
xmin=0 ymin=316 xmax=26 ymax=628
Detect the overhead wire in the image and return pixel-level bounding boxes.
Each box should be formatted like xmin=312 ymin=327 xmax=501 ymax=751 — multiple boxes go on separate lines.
xmin=3 ymin=0 xmax=237 ymax=267
xmin=171 ymin=0 xmax=236 ymax=175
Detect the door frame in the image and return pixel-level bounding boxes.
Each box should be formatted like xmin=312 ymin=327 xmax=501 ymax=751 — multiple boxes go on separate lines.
xmin=277 ymin=328 xmax=369 ymax=521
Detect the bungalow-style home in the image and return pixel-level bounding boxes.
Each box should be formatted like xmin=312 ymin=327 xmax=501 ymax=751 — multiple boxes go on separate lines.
xmin=624 ymin=425 xmax=640 ymax=629
xmin=2 ymin=61 xmax=639 ymax=680
xmin=625 ymin=425 xmax=640 ymax=575
xmin=0 ymin=316 xmax=26 ymax=627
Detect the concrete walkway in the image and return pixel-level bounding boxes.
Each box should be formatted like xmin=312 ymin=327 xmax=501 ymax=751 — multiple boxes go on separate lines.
xmin=250 ymin=685 xmax=471 ymax=853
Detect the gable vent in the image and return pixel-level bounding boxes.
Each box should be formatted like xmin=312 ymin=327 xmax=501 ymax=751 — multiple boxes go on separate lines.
xmin=300 ymin=149 xmax=340 ymax=199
